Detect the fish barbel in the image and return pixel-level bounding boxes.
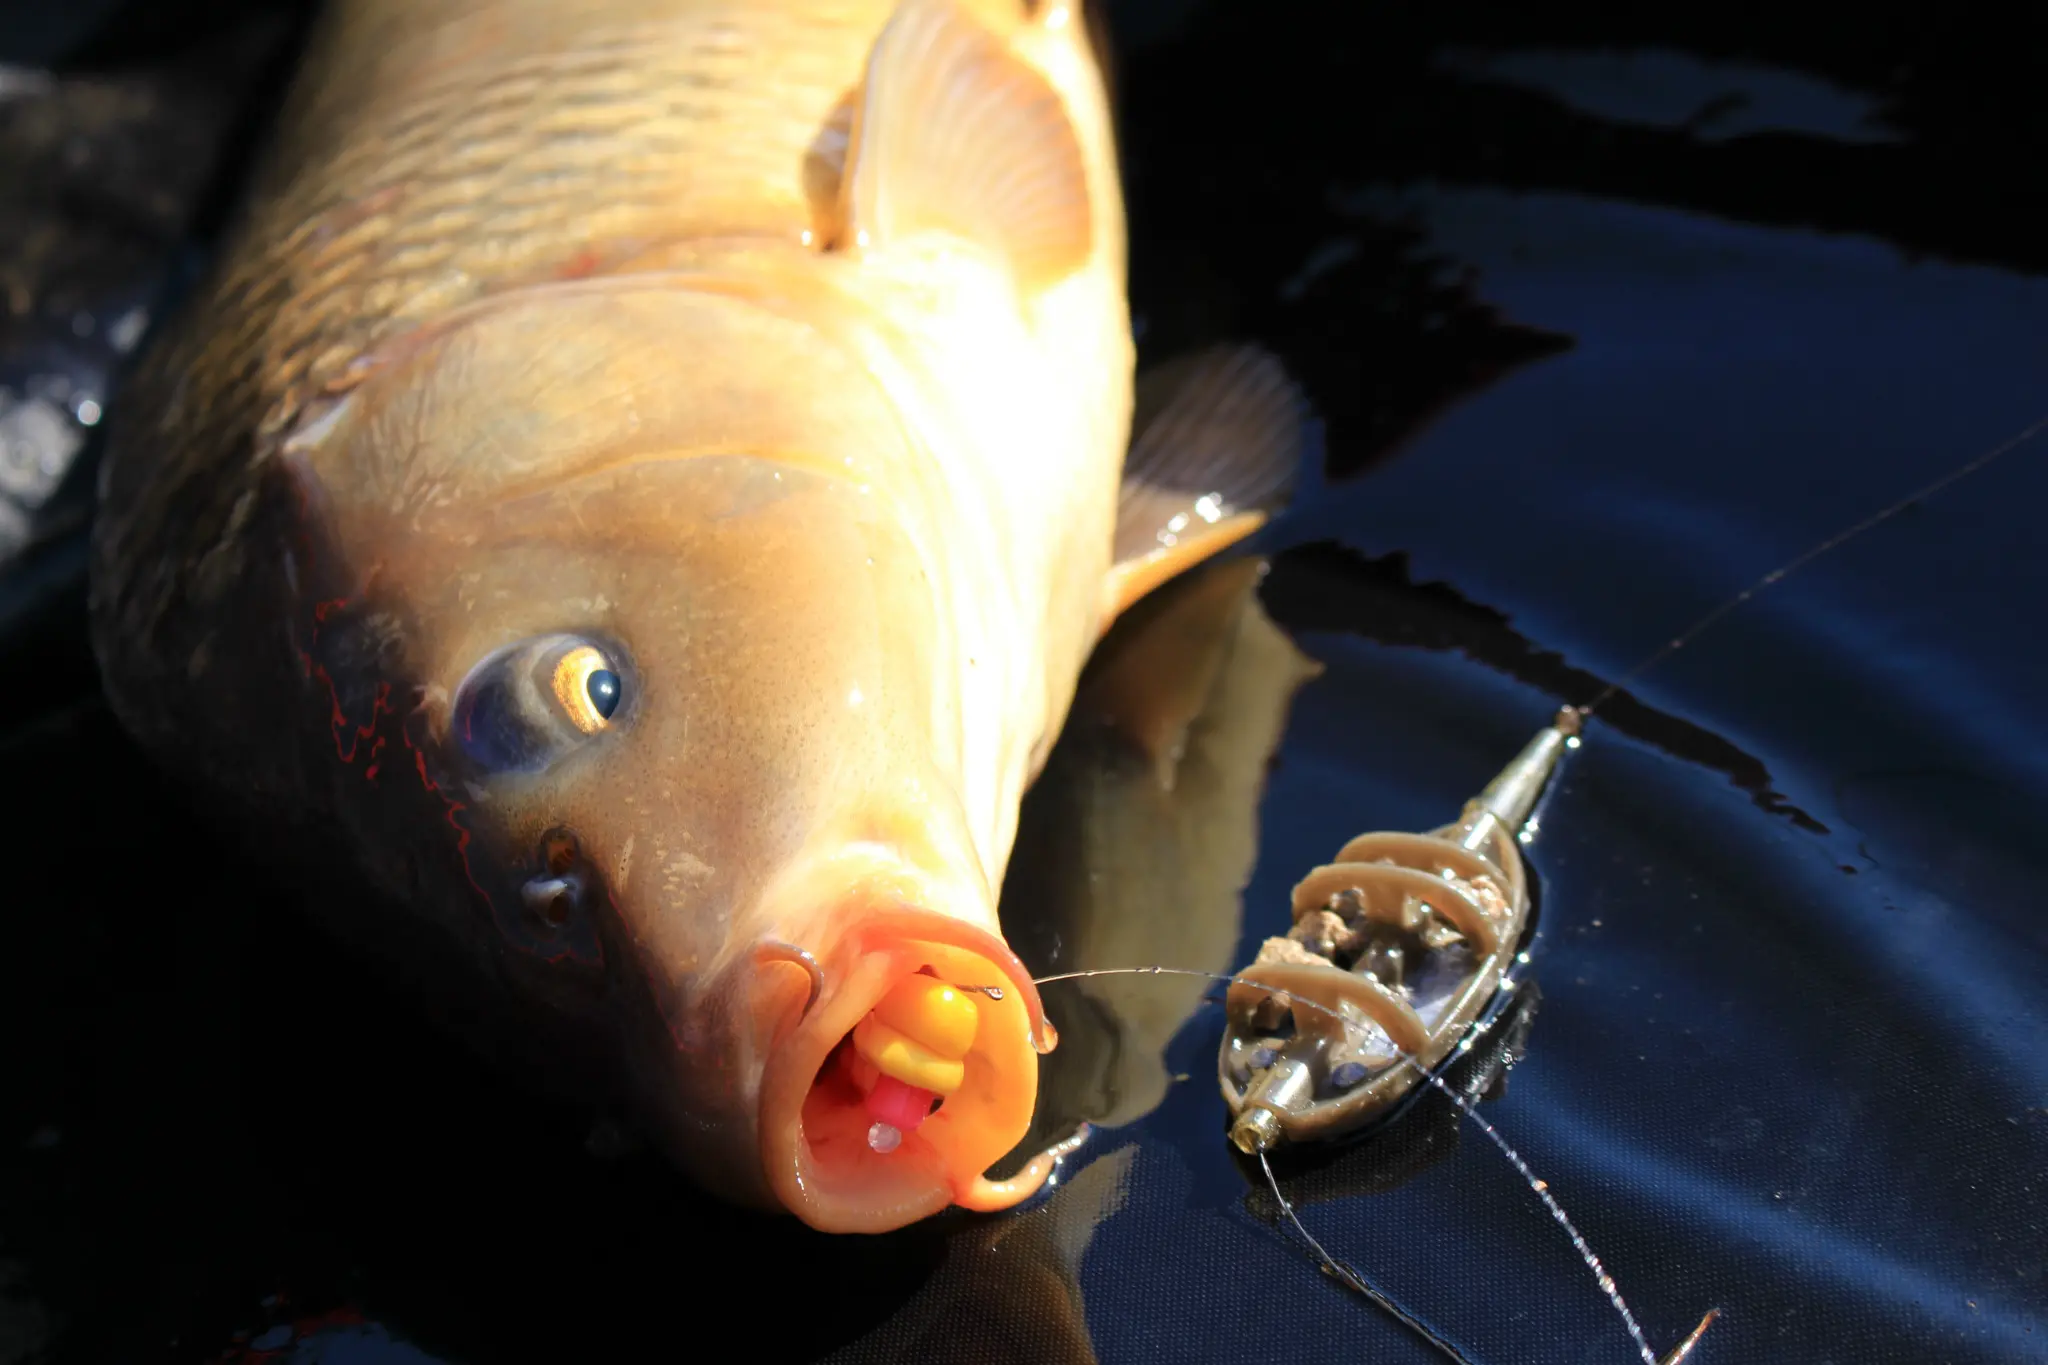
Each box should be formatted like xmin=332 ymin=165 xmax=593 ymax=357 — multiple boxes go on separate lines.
xmin=89 ymin=0 xmax=1300 ymax=1232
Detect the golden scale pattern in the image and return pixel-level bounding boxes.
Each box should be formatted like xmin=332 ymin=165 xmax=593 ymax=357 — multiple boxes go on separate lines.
xmin=101 ymin=8 xmax=878 ymax=674
xmin=186 ymin=17 xmax=862 ymax=463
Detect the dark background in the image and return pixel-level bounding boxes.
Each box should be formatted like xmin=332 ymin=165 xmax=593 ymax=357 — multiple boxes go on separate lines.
xmin=1 ymin=1 xmax=2044 ymax=1362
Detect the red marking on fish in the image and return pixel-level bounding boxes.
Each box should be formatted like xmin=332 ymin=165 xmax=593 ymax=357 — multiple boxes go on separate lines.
xmin=330 ymin=678 xmax=392 ymax=763
xmin=407 ymin=734 xmax=488 ymax=903
xmin=298 ymin=598 xmax=490 ymax=907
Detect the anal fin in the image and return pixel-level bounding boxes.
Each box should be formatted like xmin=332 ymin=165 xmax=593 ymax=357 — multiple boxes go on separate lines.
xmin=841 ymin=0 xmax=1093 ymax=286
xmin=1102 ymin=345 xmax=1309 ymax=623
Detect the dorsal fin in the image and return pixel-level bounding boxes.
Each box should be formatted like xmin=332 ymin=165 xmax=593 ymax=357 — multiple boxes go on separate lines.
xmin=1102 ymin=345 xmax=1309 ymax=622
xmin=840 ymin=0 xmax=1093 ymax=286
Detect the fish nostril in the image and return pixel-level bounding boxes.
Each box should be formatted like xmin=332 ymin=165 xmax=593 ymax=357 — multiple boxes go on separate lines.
xmin=541 ymin=827 xmax=580 ymax=876
xmin=521 ymin=874 xmax=580 ymax=928
xmin=522 ymin=828 xmax=586 ymax=928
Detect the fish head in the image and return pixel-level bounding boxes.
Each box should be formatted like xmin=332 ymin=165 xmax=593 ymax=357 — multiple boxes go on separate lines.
xmin=281 ymin=283 xmax=1048 ymax=1231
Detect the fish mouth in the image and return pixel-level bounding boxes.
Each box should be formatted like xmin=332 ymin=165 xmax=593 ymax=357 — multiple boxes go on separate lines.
xmin=756 ymin=906 xmax=1052 ymax=1233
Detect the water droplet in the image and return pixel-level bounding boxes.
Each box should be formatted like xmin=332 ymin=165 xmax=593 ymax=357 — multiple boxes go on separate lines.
xmin=867 ymin=1121 xmax=902 ymax=1154
xmin=107 ymin=306 xmax=148 ymax=354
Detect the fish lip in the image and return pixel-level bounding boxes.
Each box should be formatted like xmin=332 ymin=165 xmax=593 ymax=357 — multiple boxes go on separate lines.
xmin=755 ymin=902 xmax=1049 ymax=1234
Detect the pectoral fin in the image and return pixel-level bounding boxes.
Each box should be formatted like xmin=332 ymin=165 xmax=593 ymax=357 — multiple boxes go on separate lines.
xmin=1102 ymin=345 xmax=1308 ymax=622
xmin=841 ymin=0 xmax=1093 ymax=286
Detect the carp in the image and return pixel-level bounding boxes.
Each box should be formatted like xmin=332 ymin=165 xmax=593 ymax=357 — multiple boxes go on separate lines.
xmin=90 ymin=0 xmax=1300 ymax=1232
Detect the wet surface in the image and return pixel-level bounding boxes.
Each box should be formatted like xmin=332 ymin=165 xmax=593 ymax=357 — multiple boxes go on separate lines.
xmin=0 ymin=3 xmax=296 ymax=754
xmin=3 ymin=2 xmax=2046 ymax=1363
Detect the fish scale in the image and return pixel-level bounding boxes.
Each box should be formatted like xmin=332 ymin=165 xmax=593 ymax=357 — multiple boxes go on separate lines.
xmin=198 ymin=12 xmax=876 ymax=437
xmin=97 ymin=3 xmax=897 ymax=725
xmin=91 ymin=0 xmax=1302 ymax=1235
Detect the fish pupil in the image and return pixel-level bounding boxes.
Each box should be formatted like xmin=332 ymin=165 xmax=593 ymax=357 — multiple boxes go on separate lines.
xmin=586 ymin=669 xmax=621 ymax=720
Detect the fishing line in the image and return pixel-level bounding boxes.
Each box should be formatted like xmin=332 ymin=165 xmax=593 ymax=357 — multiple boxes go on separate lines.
xmin=1023 ymin=411 xmax=2048 ymax=1362
xmin=1580 ymin=410 xmax=2048 ymax=719
xmin=1256 ymin=1147 xmax=1475 ymax=1362
xmin=1031 ymin=966 xmax=1678 ymax=1365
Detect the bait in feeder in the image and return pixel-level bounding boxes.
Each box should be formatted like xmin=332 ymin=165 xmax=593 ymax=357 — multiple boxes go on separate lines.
xmin=1219 ymin=707 xmax=1577 ymax=1152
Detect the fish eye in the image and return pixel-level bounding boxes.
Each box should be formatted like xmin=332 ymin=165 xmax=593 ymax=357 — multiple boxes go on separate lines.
xmin=551 ymin=645 xmax=623 ymax=734
xmin=454 ymin=634 xmax=630 ymax=773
